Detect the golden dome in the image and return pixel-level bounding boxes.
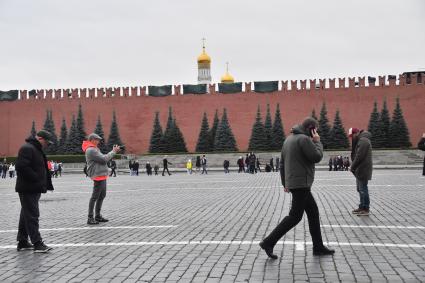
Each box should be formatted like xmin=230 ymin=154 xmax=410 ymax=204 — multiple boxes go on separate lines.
xmin=221 ymin=72 xmax=234 ymax=83
xmin=197 ymin=47 xmax=211 ymax=64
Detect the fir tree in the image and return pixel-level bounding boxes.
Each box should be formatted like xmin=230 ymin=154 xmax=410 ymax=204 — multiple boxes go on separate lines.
xmin=64 ymin=115 xmax=80 ymax=154
xmin=248 ymin=105 xmax=267 ymax=151
xmin=388 ymin=98 xmax=412 ymax=148
xmin=195 ymin=112 xmax=211 ymax=152
xmin=94 ymin=115 xmax=108 ymax=153
xmin=264 ymin=104 xmax=273 ymax=149
xmin=379 ymin=99 xmax=391 ymax=148
xmin=30 ymin=120 xmax=37 ymax=137
xmin=318 ymin=102 xmax=332 ymax=149
xmin=75 ymin=104 xmax=87 ymax=150
xmin=57 ymin=117 xmax=68 ymax=155
xmin=214 ymin=108 xmax=238 ymax=151
xmin=171 ymin=119 xmax=188 ymax=153
xmin=106 ymin=111 xmax=124 ymax=152
xmin=272 ymin=103 xmax=285 ymax=150
xmin=311 ymin=109 xmax=318 ymax=121
xmin=43 ymin=110 xmax=58 ymax=155
xmin=161 ymin=107 xmax=175 ymax=152
xmin=367 ymin=101 xmax=383 ymax=148
xmin=209 ymin=109 xmax=220 ymax=151
xmin=329 ymin=110 xmax=349 ymax=149
xmin=149 ymin=112 xmax=163 ymax=153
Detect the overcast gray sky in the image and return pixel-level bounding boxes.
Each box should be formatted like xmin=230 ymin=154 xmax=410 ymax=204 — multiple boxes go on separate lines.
xmin=0 ymin=0 xmax=424 ymax=90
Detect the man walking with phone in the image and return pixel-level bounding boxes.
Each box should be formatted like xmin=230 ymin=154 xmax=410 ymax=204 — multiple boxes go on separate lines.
xmin=349 ymin=127 xmax=373 ymax=216
xmin=82 ymin=133 xmax=120 ymax=225
xmin=259 ymin=117 xmax=335 ymax=259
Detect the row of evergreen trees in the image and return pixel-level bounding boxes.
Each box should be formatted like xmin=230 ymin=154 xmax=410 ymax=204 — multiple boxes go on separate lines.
xmin=367 ymin=98 xmax=411 ymax=148
xmin=31 ymin=104 xmax=124 ymax=155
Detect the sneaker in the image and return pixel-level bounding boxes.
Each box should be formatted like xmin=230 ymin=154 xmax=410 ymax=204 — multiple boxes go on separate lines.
xmin=87 ymin=218 xmax=99 ymax=225
xmin=95 ymin=216 xmax=109 ymax=223
xmin=33 ymin=241 xmax=52 ymax=253
xmin=352 ymin=208 xmax=362 ymax=214
xmin=313 ymin=246 xmax=335 ymax=256
xmin=17 ymin=241 xmax=33 ymax=251
xmin=259 ymin=241 xmax=278 ymax=259
xmin=356 ymin=209 xmax=370 ymax=216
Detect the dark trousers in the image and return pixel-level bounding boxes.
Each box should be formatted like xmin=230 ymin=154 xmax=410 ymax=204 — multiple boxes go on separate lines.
xmin=262 ymin=190 xmax=324 ymax=249
xmin=88 ymin=180 xmax=107 ymax=218
xmin=17 ymin=193 xmax=42 ymax=244
xmin=109 ymin=168 xmax=116 ymax=177
xmin=162 ymin=167 xmax=171 ymax=176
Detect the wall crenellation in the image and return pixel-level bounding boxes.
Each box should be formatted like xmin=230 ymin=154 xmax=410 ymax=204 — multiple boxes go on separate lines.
xmin=12 ymin=72 xmax=424 ymax=101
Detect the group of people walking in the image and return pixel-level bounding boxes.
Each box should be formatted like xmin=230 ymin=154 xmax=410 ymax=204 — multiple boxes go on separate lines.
xmin=328 ymin=155 xmax=351 ymax=171
xmin=11 ymin=119 xmax=424 ymax=260
xmin=0 ymin=161 xmax=15 ymax=178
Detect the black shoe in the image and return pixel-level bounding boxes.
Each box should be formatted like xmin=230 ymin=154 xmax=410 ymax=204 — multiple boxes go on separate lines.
xmin=33 ymin=241 xmax=52 ymax=253
xmin=313 ymin=246 xmax=335 ymax=256
xmin=95 ymin=216 xmax=109 ymax=222
xmin=87 ymin=218 xmax=99 ymax=225
xmin=17 ymin=241 xmax=33 ymax=251
xmin=259 ymin=241 xmax=278 ymax=259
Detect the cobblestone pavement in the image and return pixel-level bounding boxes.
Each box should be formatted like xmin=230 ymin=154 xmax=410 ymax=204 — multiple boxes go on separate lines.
xmin=0 ymin=170 xmax=424 ymax=282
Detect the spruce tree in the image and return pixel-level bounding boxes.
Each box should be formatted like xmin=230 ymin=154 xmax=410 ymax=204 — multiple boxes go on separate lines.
xmin=318 ymin=102 xmax=332 ymax=149
xmin=106 ymin=111 xmax=124 ymax=152
xmin=379 ymin=99 xmax=391 ymax=148
xmin=172 ymin=119 xmax=188 ymax=153
xmin=94 ymin=115 xmax=108 ymax=153
xmin=149 ymin=112 xmax=163 ymax=153
xmin=65 ymin=115 xmax=80 ymax=154
xmin=311 ymin=109 xmax=318 ymax=121
xmin=264 ymin=104 xmax=273 ymax=149
xmin=214 ymin=108 xmax=238 ymax=152
xmin=367 ymin=101 xmax=383 ymax=148
xmin=43 ymin=110 xmax=58 ymax=155
xmin=248 ymin=105 xmax=267 ymax=151
xmin=209 ymin=109 xmax=220 ymax=151
xmin=272 ymin=103 xmax=285 ymax=150
xmin=57 ymin=117 xmax=67 ymax=155
xmin=30 ymin=120 xmax=37 ymax=137
xmin=388 ymin=98 xmax=412 ymax=148
xmin=161 ymin=107 xmax=174 ymax=153
xmin=329 ymin=110 xmax=349 ymax=149
xmin=195 ymin=112 xmax=211 ymax=152
xmin=75 ymin=104 xmax=87 ymax=150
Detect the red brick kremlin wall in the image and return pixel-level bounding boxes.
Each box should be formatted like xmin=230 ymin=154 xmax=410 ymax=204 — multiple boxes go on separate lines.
xmin=1 ymin=74 xmax=424 ymax=156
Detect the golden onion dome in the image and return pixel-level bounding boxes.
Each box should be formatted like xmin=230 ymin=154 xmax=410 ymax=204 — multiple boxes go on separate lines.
xmin=221 ymin=71 xmax=234 ymax=83
xmin=197 ymin=47 xmax=211 ymax=64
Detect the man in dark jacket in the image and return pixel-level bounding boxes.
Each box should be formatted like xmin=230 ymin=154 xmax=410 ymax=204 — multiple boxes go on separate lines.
xmin=162 ymin=156 xmax=172 ymax=176
xmin=259 ymin=118 xmax=334 ymax=259
xmin=108 ymin=159 xmax=117 ymax=177
xmin=349 ymin=128 xmax=373 ymax=216
xmin=15 ymin=130 xmax=54 ymax=253
xmin=418 ymin=133 xmax=425 ymax=176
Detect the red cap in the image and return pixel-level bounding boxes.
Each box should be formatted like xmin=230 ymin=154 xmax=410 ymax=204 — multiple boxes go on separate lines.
xmin=348 ymin=127 xmax=359 ymax=137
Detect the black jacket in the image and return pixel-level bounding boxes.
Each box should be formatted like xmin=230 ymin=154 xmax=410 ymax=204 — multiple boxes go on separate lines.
xmin=15 ymin=137 xmax=54 ymax=193
xmin=418 ymin=138 xmax=425 ymax=151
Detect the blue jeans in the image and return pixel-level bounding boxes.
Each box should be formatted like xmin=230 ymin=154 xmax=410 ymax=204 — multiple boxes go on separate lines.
xmin=356 ymin=179 xmax=370 ymax=209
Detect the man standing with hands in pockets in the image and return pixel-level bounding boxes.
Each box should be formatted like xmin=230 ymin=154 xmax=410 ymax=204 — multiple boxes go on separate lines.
xmin=260 ymin=117 xmax=335 ymax=259
xmin=82 ymin=133 xmax=120 ymax=225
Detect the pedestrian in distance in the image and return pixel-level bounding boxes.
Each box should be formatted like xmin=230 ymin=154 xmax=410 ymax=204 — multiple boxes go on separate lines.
xmin=223 ymin=160 xmax=230 ymax=174
xmin=9 ymin=163 xmax=15 ymax=178
xmin=154 ymin=164 xmax=159 ymax=175
xmin=146 ymin=162 xmax=153 ymax=176
xmin=57 ymin=162 xmax=62 ymax=177
xmin=83 ymin=163 xmax=88 ymax=177
xmin=237 ymin=156 xmax=245 ymax=173
xmin=270 ymin=158 xmax=274 ymax=172
xmin=328 ymin=156 xmax=333 ymax=171
xmin=2 ymin=162 xmax=9 ymax=178
xmin=195 ymin=156 xmax=201 ymax=173
xmin=162 ymin=156 xmax=172 ymax=176
xmin=418 ymin=133 xmax=425 ymax=176
xmin=134 ymin=160 xmax=140 ymax=176
xmin=349 ymin=127 xmax=373 ymax=216
xmin=15 ymin=130 xmax=55 ymax=253
xmin=275 ymin=157 xmax=280 ymax=171
xmin=82 ymin=133 xmax=121 ymax=225
xmin=259 ymin=117 xmax=335 ymax=259
xmin=108 ymin=159 xmax=117 ymax=177
xmin=186 ymin=159 xmax=193 ymax=175
xmin=201 ymin=155 xmax=208 ymax=174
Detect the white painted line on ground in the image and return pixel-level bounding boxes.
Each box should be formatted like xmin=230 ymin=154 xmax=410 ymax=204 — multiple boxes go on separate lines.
xmin=322 ymin=224 xmax=425 ymax=230
xmin=295 ymin=243 xmax=305 ymax=251
xmin=0 ymin=240 xmax=424 ymax=250
xmin=0 ymin=225 xmax=176 ymax=233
